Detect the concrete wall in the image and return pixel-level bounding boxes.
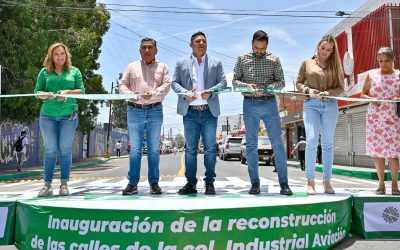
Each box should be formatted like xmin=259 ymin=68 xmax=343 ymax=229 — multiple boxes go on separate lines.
xmin=0 ymin=120 xmax=128 ymax=170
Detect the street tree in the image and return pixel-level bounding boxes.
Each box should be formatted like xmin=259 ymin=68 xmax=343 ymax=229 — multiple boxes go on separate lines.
xmin=175 ymin=133 xmax=185 ymax=148
xmin=110 ymin=80 xmax=127 ymax=130
xmin=0 ymin=0 xmax=110 ymax=134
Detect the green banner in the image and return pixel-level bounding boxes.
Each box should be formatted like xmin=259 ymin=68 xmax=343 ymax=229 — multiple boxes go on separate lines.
xmin=352 ymin=195 xmax=400 ymax=239
xmin=0 ymin=201 xmax=16 ymax=245
xmin=15 ymin=196 xmax=352 ymax=250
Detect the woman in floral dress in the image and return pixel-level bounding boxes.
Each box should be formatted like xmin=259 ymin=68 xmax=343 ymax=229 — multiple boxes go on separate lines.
xmin=361 ymin=47 xmax=400 ymax=195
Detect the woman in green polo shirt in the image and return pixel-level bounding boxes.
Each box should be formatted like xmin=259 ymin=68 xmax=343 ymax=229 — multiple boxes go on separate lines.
xmin=34 ymin=43 xmax=85 ymax=197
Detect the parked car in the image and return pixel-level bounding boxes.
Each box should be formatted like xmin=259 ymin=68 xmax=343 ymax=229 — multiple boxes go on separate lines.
xmin=216 ymin=140 xmax=223 ymax=157
xmin=240 ymin=136 xmax=274 ymax=165
xmin=142 ymin=144 xmax=147 ymax=155
xmin=198 ymin=144 xmax=204 ymax=154
xmin=219 ymin=136 xmax=242 ymax=161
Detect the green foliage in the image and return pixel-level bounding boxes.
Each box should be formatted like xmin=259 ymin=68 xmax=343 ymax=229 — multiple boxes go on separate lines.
xmin=175 ymin=133 xmax=185 ymax=148
xmin=0 ymin=0 xmax=110 ymax=133
xmin=111 ymin=99 xmax=127 ymax=130
xmin=110 ymin=82 xmax=127 ymax=129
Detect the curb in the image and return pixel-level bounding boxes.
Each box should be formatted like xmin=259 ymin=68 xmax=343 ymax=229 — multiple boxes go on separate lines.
xmin=291 ymin=162 xmax=400 ymax=181
xmin=291 ymin=162 xmax=379 ymax=180
xmin=0 ymin=156 xmax=123 ymax=182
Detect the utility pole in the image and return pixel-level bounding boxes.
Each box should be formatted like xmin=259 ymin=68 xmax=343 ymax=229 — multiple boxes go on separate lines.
xmin=105 ymin=82 xmax=114 ymax=158
xmin=0 ymin=65 xmax=2 ymax=119
xmin=226 ymin=116 xmax=229 ymax=135
xmin=238 ymin=114 xmax=242 ymax=131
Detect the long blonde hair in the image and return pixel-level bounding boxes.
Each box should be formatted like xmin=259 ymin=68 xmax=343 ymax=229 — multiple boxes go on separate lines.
xmin=315 ymin=35 xmax=343 ymax=88
xmin=43 ymin=43 xmax=72 ymax=72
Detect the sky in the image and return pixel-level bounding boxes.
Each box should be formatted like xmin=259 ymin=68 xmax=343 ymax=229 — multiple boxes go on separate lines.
xmin=95 ymin=0 xmax=368 ymax=135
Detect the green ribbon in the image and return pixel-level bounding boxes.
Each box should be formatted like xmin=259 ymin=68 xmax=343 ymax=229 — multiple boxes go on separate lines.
xmin=0 ymin=93 xmax=138 ymax=100
xmin=0 ymin=90 xmax=398 ymax=103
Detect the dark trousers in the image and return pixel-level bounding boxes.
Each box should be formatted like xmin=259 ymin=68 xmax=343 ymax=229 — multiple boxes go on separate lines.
xmin=299 ymin=150 xmax=305 ymax=170
xmin=116 ymin=149 xmax=121 ymax=157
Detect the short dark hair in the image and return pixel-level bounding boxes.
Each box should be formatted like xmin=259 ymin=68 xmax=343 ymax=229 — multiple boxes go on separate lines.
xmin=140 ymin=38 xmax=157 ymax=48
xmin=252 ymin=30 xmax=269 ymax=44
xmin=21 ymin=131 xmax=27 ymax=135
xmin=190 ymin=31 xmax=206 ymax=44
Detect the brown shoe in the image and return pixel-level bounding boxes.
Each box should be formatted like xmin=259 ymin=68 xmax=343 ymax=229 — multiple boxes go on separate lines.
xmin=307 ymin=181 xmax=316 ymax=195
xmin=150 ymin=182 xmax=162 ymax=194
xmin=122 ymin=184 xmax=138 ymax=195
xmin=323 ymin=180 xmax=335 ymax=194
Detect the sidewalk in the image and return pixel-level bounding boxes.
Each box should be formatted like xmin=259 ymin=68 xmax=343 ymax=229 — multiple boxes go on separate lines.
xmin=287 ymin=160 xmax=399 ymax=181
xmin=0 ymin=156 xmax=122 ymax=182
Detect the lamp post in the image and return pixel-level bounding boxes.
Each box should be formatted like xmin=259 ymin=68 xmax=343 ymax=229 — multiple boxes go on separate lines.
xmin=226 ymin=116 xmax=229 ymax=135
xmin=0 ymin=65 xmax=2 ymax=119
xmin=105 ymin=82 xmax=114 ymax=158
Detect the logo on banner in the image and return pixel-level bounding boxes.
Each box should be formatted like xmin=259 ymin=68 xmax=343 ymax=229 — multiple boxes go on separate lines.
xmin=0 ymin=207 xmax=9 ymax=238
xmin=382 ymin=206 xmax=399 ymax=224
xmin=364 ymin=202 xmax=400 ymax=232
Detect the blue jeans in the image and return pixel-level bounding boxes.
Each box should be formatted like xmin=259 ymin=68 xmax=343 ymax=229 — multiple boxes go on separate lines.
xmin=183 ymin=108 xmax=217 ymax=185
xmin=243 ymin=97 xmax=288 ymax=186
xmin=303 ymin=99 xmax=339 ymax=180
xmin=39 ymin=113 xmax=78 ymax=183
xmin=127 ymin=105 xmax=163 ymax=186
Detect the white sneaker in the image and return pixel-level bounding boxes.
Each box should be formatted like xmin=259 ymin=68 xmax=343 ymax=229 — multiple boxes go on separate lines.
xmin=38 ymin=186 xmax=53 ymax=197
xmin=59 ymin=185 xmax=69 ymax=196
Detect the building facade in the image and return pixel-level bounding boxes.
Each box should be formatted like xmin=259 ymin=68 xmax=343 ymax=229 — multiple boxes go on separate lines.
xmin=280 ymin=0 xmax=400 ymax=167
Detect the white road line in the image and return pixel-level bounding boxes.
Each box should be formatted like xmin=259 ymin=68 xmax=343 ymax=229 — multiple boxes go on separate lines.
xmin=288 ymin=178 xmax=302 ymax=184
xmin=103 ymin=166 xmax=123 ymax=171
xmin=173 ymin=177 xmax=187 ymax=182
xmin=299 ymin=177 xmax=323 ymax=184
xmin=113 ymin=179 xmax=128 ymax=187
xmin=330 ymin=178 xmax=355 ymax=184
xmin=349 ymin=178 xmax=377 ymax=185
xmin=0 ymin=182 xmax=29 ymax=188
xmin=226 ymin=177 xmax=248 ymax=187
xmin=0 ymin=177 xmax=380 ymax=193
xmin=85 ymin=179 xmax=114 ymax=186
xmin=259 ymin=177 xmax=275 ymax=185
xmin=56 ymin=180 xmax=82 ymax=186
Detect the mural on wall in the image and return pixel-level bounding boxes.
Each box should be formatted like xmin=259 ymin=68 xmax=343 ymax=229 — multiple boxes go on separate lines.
xmin=95 ymin=132 xmax=106 ymax=156
xmin=72 ymin=132 xmax=82 ymax=160
xmin=0 ymin=120 xmax=128 ymax=169
xmin=0 ymin=121 xmax=32 ymax=165
xmin=83 ymin=134 xmax=88 ymax=159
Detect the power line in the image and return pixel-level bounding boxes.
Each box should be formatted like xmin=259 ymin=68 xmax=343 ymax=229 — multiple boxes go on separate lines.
xmin=2 ymin=1 xmax=382 ymax=20
xmin=111 ymin=10 xmax=237 ymax=60
xmin=109 ymin=15 xmax=236 ymax=70
xmin=104 ymin=3 xmax=345 ymax=13
xmin=111 ymin=21 xmax=187 ymax=57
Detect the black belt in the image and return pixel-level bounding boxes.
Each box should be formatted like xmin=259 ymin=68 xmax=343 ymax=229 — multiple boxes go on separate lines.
xmin=189 ymin=105 xmax=208 ymax=111
xmin=244 ymin=95 xmax=275 ymax=101
xmin=128 ymin=102 xmax=161 ymax=109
